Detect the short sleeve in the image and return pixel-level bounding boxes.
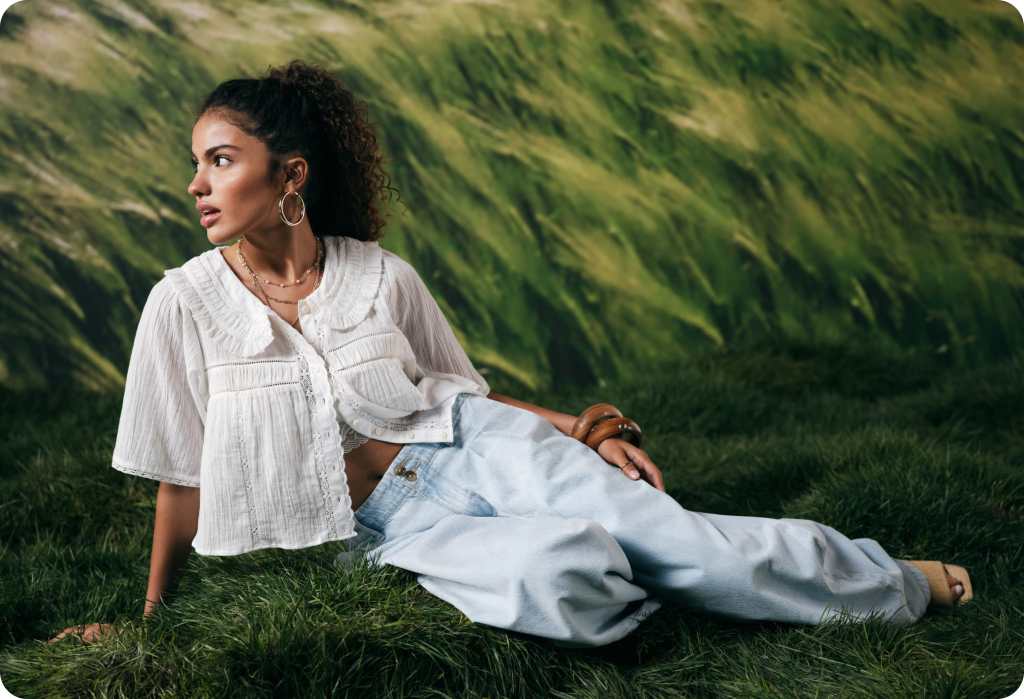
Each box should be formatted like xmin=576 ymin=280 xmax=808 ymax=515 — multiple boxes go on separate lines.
xmin=381 ymin=252 xmax=491 ymax=397
xmin=111 ymin=276 xmax=208 ymax=487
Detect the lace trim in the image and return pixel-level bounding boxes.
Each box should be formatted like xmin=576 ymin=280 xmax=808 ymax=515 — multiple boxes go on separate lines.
xmin=234 ymin=402 xmax=260 ymax=547
xmin=313 ymin=310 xmax=365 ymax=497
xmin=296 ymin=353 xmax=341 ymax=538
xmin=163 ymin=254 xmax=273 ymax=358
xmin=337 ymin=391 xmax=465 ymax=431
xmin=111 ymin=457 xmax=200 ymax=488
xmin=163 ymin=237 xmax=381 ymax=355
xmin=340 ymin=423 xmax=372 ymax=453
xmin=322 ymin=238 xmax=384 ymax=331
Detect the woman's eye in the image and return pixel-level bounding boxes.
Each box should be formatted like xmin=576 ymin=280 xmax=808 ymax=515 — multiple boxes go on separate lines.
xmin=190 ymin=154 xmax=230 ymax=172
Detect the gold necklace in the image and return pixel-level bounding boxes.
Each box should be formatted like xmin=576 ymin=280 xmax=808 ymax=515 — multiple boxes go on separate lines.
xmin=238 ymin=239 xmax=324 ymax=329
xmin=244 ymin=266 xmax=319 ymax=330
xmin=238 ymin=235 xmax=319 ymax=287
xmin=237 ymin=237 xmax=324 ymax=304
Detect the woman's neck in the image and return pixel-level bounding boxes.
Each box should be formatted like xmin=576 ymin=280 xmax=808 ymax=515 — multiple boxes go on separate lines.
xmin=238 ymin=231 xmax=319 ymax=281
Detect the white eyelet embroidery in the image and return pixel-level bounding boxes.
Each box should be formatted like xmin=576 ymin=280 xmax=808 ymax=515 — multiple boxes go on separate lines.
xmin=340 ymin=424 xmax=372 ymax=452
xmin=325 ymin=330 xmax=400 ymax=355
xmin=234 ymin=401 xmax=259 ymax=547
xmin=111 ymin=460 xmax=199 ymax=488
xmin=295 ymin=353 xmax=340 ymax=538
xmin=337 ymin=392 xmax=450 ymax=431
xmin=206 ymin=358 xmax=293 ymax=369
xmin=316 ymin=319 xmax=373 ymax=452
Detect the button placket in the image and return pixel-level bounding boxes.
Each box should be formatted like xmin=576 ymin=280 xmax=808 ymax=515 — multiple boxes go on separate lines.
xmin=294 ymin=350 xmax=344 ymax=538
xmin=300 ymin=352 xmax=333 ymax=410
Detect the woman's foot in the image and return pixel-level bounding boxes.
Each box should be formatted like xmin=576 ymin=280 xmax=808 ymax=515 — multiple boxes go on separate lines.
xmin=905 ymin=560 xmax=974 ymax=607
xmin=944 ymin=567 xmax=965 ymax=602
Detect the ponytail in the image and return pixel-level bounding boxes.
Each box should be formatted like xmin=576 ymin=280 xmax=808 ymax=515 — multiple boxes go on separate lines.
xmin=194 ymin=59 xmax=398 ymax=241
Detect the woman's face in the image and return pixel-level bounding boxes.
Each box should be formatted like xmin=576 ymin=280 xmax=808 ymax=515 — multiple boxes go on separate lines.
xmin=187 ymin=111 xmax=299 ymax=246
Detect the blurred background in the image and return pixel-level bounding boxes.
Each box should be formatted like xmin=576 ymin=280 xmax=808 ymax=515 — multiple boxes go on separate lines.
xmin=0 ymin=0 xmax=1022 ymax=395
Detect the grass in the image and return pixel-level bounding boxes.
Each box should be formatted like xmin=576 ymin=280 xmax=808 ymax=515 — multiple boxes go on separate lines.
xmin=1 ymin=334 xmax=1022 ymax=698
xmin=2 ymin=0 xmax=1024 ymax=393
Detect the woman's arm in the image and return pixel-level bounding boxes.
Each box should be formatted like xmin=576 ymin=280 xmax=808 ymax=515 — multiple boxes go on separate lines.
xmin=487 ymin=391 xmax=576 ymax=435
xmin=487 ymin=391 xmax=666 ymax=490
xmin=49 ymin=484 xmax=199 ymax=644
xmin=144 ymin=482 xmax=200 ymax=618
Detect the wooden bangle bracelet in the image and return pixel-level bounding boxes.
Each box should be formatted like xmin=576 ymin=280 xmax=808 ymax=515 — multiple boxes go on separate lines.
xmin=584 ymin=416 xmax=643 ymax=450
xmin=570 ymin=403 xmax=622 ymax=442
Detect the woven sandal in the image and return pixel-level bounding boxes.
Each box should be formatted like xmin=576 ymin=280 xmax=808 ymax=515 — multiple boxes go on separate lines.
xmin=907 ymin=560 xmax=974 ymax=607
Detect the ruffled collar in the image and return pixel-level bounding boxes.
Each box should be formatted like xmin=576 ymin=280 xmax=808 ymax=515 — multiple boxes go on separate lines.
xmin=163 ymin=236 xmax=384 ymax=357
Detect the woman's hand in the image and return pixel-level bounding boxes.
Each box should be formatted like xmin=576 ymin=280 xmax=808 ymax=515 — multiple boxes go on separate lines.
xmin=47 ymin=622 xmax=118 ymax=645
xmin=596 ymin=437 xmax=665 ymax=491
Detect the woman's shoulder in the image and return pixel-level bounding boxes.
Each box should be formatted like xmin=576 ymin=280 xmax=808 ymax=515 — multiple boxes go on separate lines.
xmin=126 ymin=276 xmax=194 ymax=359
xmin=379 ymin=245 xmax=410 ymax=268
xmin=378 ymin=246 xmax=425 ymax=288
xmin=156 ymin=247 xmax=227 ymax=318
xmin=143 ymin=259 xmax=203 ymax=322
xmin=135 ymin=251 xmax=211 ymax=336
xmin=142 ymin=274 xmax=185 ymax=317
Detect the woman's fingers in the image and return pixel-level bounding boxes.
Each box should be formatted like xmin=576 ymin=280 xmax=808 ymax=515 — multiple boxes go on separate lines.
xmin=47 ymin=622 xmax=115 ymax=645
xmin=627 ymin=448 xmax=666 ymax=491
xmin=600 ymin=441 xmax=640 ymax=479
xmin=614 ymin=454 xmax=638 ymax=481
xmin=595 ymin=438 xmax=666 ymax=491
xmin=47 ymin=625 xmax=85 ymax=644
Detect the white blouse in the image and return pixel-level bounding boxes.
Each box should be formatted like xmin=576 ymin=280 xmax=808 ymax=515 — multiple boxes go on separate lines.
xmin=111 ymin=235 xmax=491 ymax=556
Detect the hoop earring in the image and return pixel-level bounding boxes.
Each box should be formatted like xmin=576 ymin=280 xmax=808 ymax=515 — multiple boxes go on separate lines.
xmin=278 ymin=191 xmax=306 ymax=227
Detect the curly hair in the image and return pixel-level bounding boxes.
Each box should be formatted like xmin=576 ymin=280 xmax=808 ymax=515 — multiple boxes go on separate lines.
xmin=193 ymin=59 xmax=399 ymax=242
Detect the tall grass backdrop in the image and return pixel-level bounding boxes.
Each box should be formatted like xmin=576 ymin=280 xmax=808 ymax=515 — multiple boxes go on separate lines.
xmin=0 ymin=0 xmax=1021 ymax=392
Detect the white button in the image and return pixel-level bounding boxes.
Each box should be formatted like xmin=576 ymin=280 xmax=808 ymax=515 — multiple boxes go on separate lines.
xmin=372 ymin=427 xmax=382 ymax=436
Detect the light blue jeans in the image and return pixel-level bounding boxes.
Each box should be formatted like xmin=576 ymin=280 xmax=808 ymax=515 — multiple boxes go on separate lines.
xmin=338 ymin=392 xmax=932 ymax=647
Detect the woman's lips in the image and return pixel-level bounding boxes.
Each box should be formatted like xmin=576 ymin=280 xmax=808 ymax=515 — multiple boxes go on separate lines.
xmin=200 ymin=210 xmax=221 ymax=227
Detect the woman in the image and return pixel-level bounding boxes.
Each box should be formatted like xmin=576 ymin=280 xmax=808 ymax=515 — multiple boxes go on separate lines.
xmin=49 ymin=60 xmax=971 ymax=648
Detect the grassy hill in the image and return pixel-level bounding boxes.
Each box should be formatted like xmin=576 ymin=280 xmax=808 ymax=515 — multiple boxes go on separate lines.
xmin=1 ymin=339 xmax=1022 ymax=697
xmin=0 ymin=0 xmax=1022 ymax=393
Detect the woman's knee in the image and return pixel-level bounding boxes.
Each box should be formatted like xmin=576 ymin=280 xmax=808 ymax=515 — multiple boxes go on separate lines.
xmin=526 ymin=518 xmax=628 ymax=571
xmin=505 ymin=518 xmax=641 ymax=602
xmin=511 ymin=518 xmax=654 ymax=643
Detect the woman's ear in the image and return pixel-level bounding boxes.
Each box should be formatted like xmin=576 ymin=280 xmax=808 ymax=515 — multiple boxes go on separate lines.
xmin=283 ymin=156 xmax=309 ymax=189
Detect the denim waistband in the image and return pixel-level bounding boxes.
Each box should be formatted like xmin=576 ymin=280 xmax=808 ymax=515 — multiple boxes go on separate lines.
xmin=352 ymin=391 xmax=471 ymax=534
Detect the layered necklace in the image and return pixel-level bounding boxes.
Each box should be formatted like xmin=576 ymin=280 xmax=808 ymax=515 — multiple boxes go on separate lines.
xmin=236 ymin=234 xmax=324 ymax=330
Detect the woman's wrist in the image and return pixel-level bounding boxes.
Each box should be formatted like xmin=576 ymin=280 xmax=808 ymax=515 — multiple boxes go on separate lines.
xmin=570 ymin=403 xmax=643 ymax=450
